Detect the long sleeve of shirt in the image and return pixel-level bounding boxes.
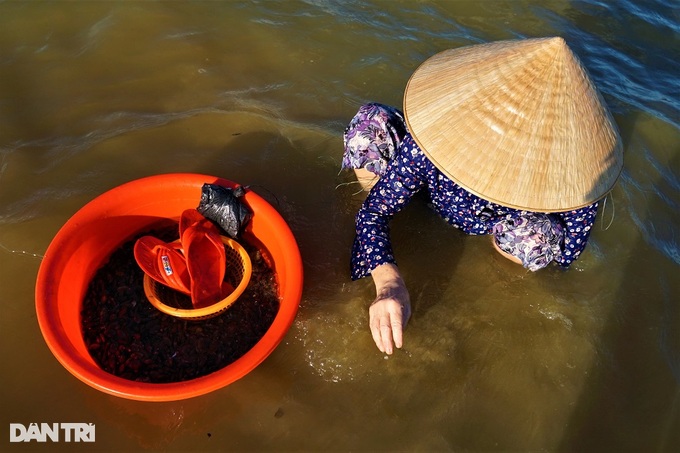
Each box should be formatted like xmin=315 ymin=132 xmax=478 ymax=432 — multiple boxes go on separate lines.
xmin=350 ymin=136 xmax=426 ymax=280
xmin=552 ymin=206 xmax=599 ymax=266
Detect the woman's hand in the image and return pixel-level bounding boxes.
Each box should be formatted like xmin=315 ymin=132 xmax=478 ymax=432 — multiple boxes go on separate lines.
xmin=369 ymin=263 xmax=411 ymax=354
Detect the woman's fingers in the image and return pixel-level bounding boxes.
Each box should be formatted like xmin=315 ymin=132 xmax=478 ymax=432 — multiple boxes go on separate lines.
xmin=380 ymin=320 xmax=394 ymax=354
xmin=390 ymin=312 xmax=403 ymax=350
xmin=369 ymin=300 xmax=405 ymax=354
xmin=369 ymin=315 xmax=386 ymax=353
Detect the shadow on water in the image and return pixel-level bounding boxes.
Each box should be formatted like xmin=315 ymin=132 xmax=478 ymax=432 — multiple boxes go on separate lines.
xmin=559 ymin=112 xmax=680 ymax=451
xmin=388 ymin=191 xmax=466 ymax=320
xmin=188 ymin=125 xmax=358 ymax=306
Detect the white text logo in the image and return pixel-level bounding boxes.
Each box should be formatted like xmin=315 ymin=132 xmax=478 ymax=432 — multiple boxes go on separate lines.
xmin=9 ymin=423 xmax=95 ymax=443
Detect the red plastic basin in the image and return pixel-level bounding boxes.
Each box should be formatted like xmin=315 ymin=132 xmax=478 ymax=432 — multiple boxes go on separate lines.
xmin=35 ymin=173 xmax=303 ymax=401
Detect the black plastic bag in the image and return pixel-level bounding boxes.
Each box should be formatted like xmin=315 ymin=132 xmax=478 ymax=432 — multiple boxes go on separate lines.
xmin=197 ymin=183 xmax=252 ymax=238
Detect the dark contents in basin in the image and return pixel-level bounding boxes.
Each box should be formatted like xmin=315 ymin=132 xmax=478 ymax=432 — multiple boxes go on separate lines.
xmin=81 ymin=226 xmax=279 ymax=383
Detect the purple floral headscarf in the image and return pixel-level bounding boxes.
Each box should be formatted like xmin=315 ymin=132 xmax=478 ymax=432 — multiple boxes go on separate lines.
xmin=342 ymin=103 xmax=406 ymax=176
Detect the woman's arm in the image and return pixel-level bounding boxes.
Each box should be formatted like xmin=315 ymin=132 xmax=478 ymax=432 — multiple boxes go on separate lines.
xmin=350 ymin=135 xmax=426 ymax=352
xmin=350 ymin=135 xmax=426 ymax=280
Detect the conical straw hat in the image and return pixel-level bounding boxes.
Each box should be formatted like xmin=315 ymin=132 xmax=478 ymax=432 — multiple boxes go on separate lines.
xmin=403 ymin=37 xmax=623 ymax=212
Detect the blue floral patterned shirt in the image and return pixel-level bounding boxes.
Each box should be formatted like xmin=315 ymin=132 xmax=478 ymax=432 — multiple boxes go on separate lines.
xmin=351 ymin=133 xmax=599 ymax=280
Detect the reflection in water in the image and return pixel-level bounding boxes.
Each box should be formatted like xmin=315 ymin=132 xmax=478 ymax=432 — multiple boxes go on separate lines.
xmin=0 ymin=0 xmax=678 ymax=451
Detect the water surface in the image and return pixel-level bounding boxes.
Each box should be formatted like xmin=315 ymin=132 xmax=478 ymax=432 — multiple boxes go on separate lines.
xmin=1 ymin=1 xmax=678 ymax=451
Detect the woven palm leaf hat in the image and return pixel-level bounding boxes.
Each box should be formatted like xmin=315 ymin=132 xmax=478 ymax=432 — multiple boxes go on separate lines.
xmin=403 ymin=37 xmax=623 ymax=212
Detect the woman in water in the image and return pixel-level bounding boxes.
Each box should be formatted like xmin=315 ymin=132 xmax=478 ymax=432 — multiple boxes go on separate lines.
xmin=343 ymin=37 xmax=623 ymax=354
